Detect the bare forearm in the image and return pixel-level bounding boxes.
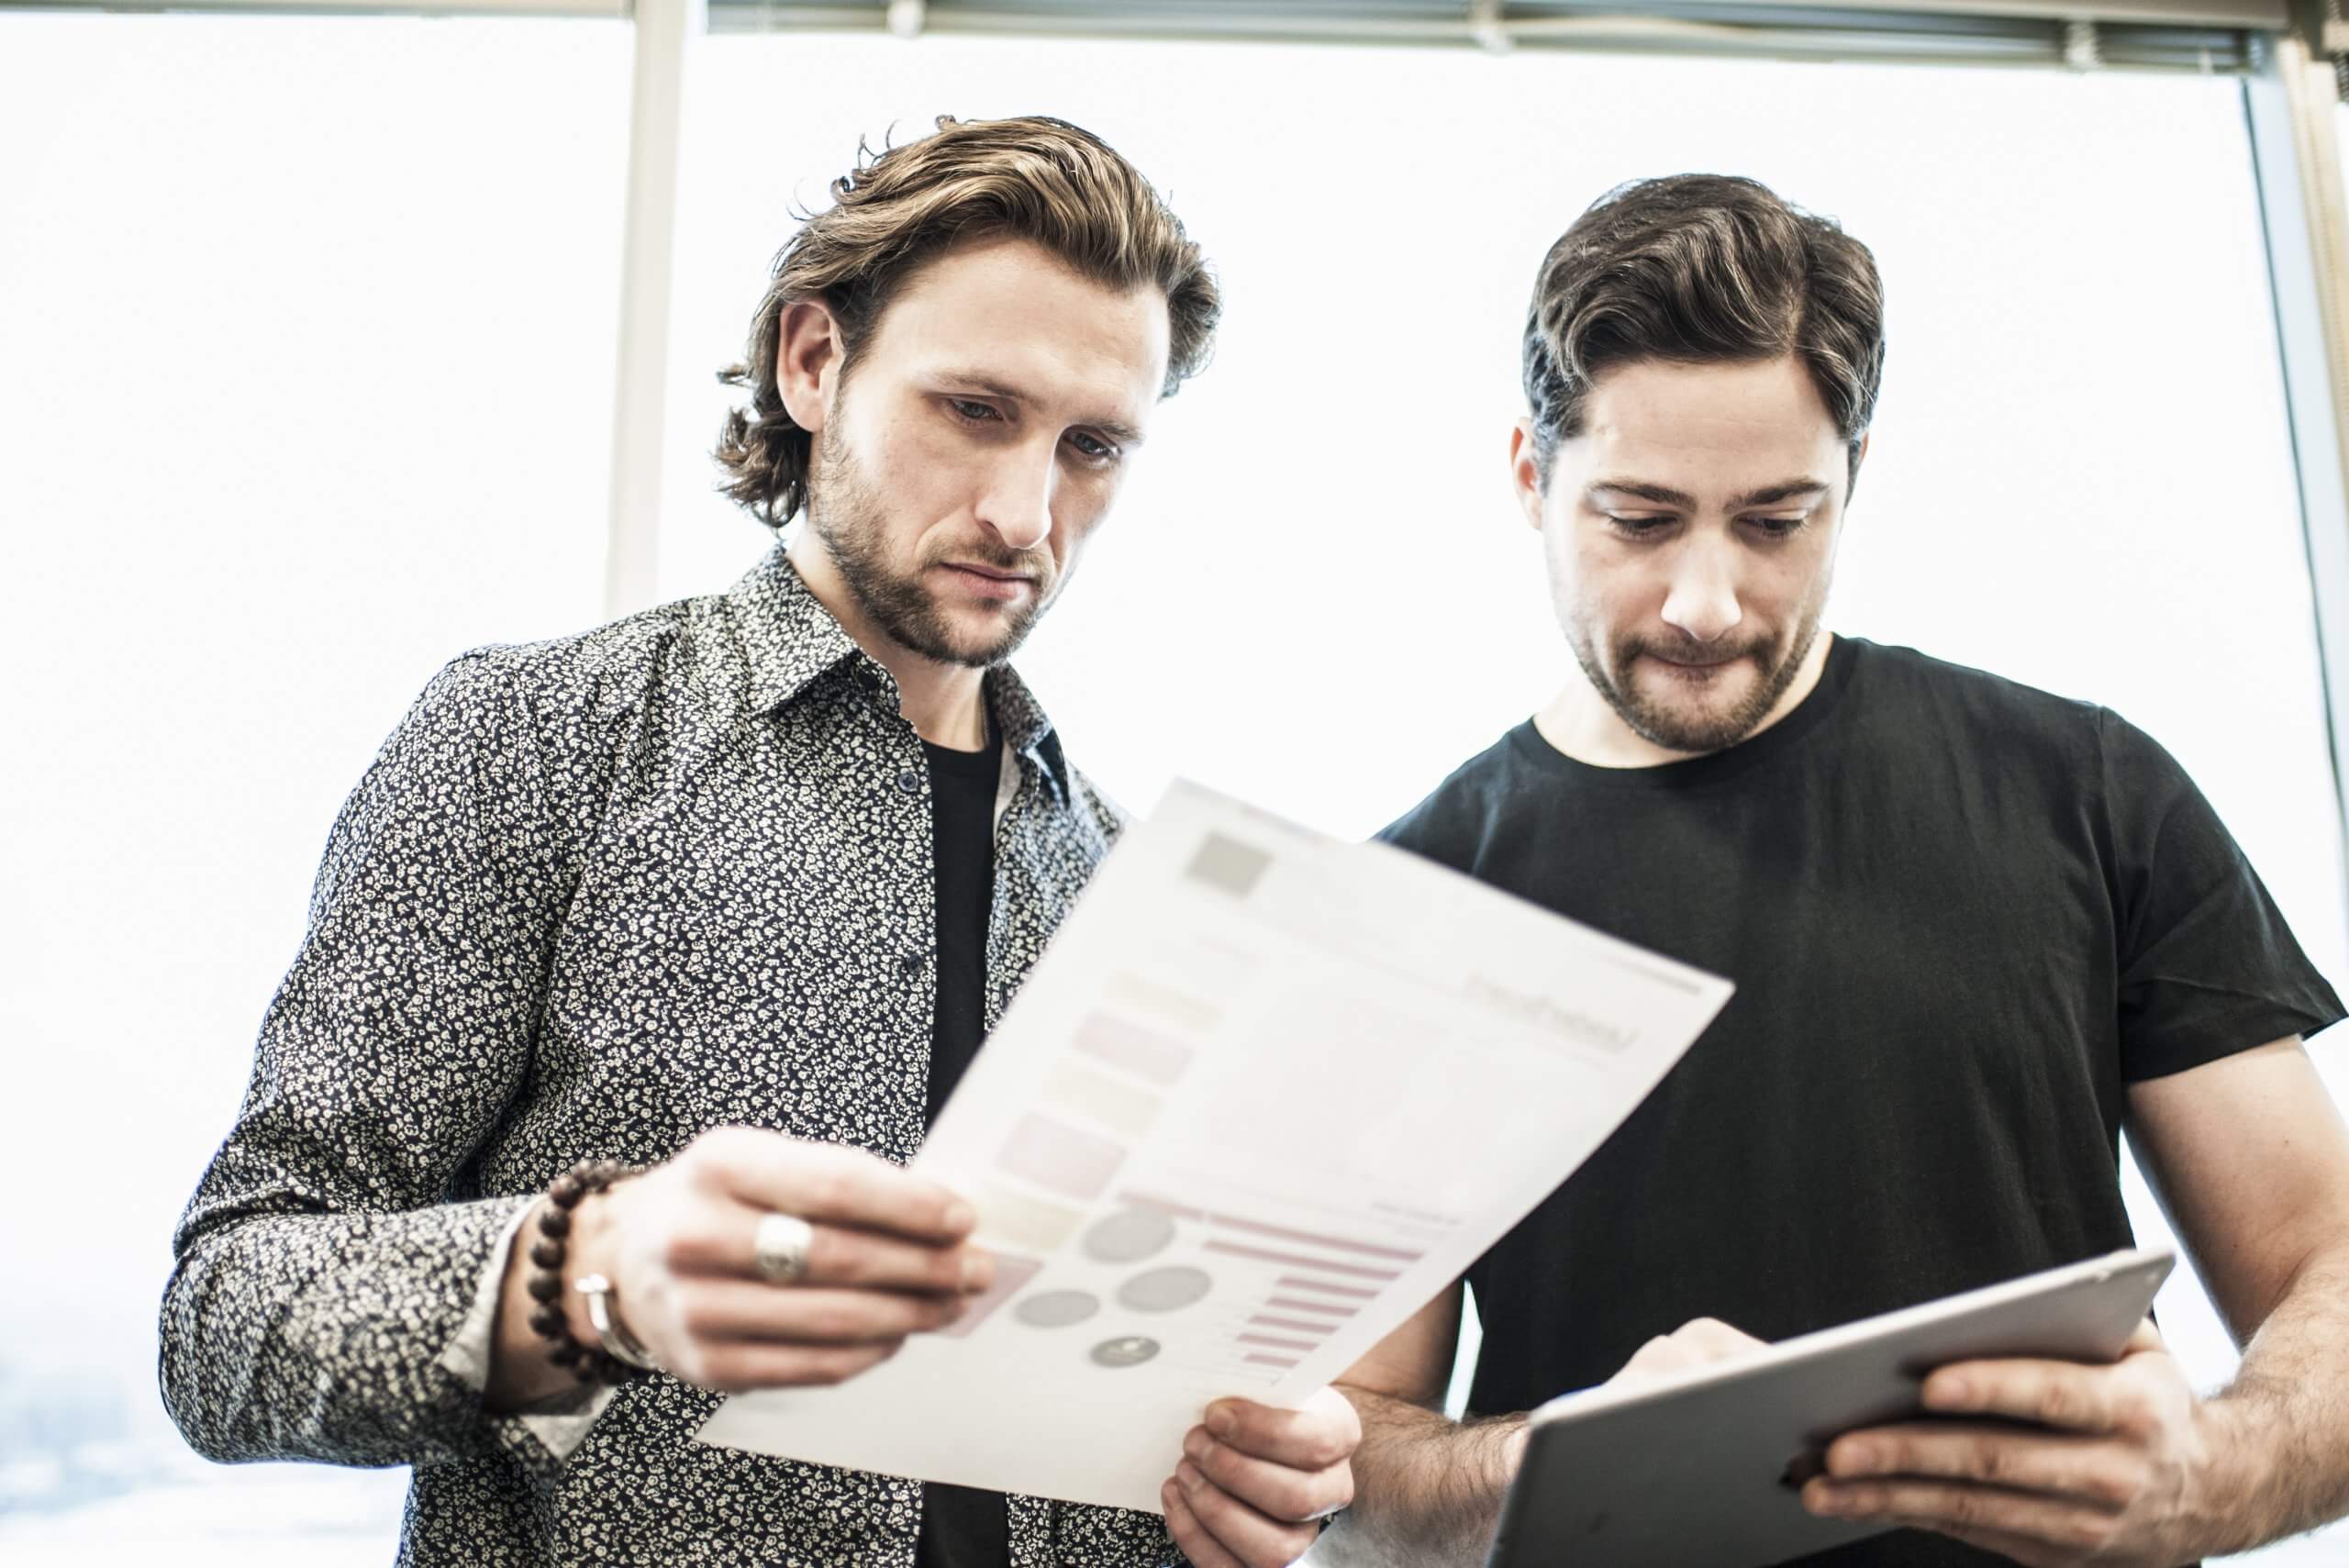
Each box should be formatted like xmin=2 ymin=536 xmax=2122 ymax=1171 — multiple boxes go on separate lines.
xmin=484 ymin=1184 xmax=636 ymax=1411
xmin=484 ymin=1197 xmax=579 ymax=1411
xmin=2196 ymin=1248 xmax=2349 ymax=1553
xmin=1317 ymin=1386 xmax=1523 ymax=1568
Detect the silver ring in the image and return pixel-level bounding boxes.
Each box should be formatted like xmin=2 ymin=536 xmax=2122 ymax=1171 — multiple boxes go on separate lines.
xmin=752 ymin=1210 xmax=815 ymax=1285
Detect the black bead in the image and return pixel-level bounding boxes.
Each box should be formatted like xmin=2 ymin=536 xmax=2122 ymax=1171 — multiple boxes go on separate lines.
xmin=529 ymin=1240 xmax=564 ymax=1270
xmin=550 ymin=1174 xmax=584 ymax=1209
xmin=538 ymin=1207 xmax=572 ymax=1240
xmin=547 ymin=1340 xmax=583 ymax=1367
xmin=527 ymin=1273 xmax=562 ymax=1304
xmin=529 ymin=1307 xmax=566 ymax=1339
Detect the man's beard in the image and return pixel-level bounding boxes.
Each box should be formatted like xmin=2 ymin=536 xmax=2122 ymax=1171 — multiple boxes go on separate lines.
xmin=1565 ymin=609 xmax=1824 ymax=755
xmin=806 ymin=421 xmax=1056 ymax=669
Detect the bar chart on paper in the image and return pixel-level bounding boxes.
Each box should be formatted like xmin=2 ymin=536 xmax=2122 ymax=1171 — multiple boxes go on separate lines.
xmin=697 ymin=782 xmax=1732 ymax=1513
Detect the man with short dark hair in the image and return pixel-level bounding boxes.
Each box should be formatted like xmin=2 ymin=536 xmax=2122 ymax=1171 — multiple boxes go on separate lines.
xmin=1304 ymin=175 xmax=2349 ymax=1567
xmin=160 ymin=115 xmax=1355 ymax=1568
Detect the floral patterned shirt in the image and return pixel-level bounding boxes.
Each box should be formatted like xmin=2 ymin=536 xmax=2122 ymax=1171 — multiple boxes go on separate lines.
xmin=160 ymin=543 xmax=1181 ymax=1568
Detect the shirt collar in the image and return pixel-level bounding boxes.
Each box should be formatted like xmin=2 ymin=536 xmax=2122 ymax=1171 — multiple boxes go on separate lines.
xmin=727 ymin=540 xmax=860 ymax=713
xmin=727 ymin=539 xmax=1072 ymax=798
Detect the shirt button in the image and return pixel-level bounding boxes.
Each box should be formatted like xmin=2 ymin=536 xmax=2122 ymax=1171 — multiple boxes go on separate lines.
xmin=901 ymin=951 xmax=926 ymax=976
xmin=895 ymin=769 xmax=923 ymax=795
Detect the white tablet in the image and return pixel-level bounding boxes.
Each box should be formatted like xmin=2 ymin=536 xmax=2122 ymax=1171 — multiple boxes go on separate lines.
xmin=1484 ymin=1247 xmax=2176 ymax=1568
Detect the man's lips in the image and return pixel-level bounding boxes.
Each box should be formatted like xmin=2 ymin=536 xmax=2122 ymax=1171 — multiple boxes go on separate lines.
xmin=1642 ymin=650 xmax=1747 ymax=671
xmin=936 ymin=562 xmax=1041 ymax=601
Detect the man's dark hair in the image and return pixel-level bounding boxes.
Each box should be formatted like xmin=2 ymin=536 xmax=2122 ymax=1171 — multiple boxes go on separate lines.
xmin=1521 ymin=173 xmax=1886 ymax=492
xmin=716 ymin=115 xmax=1220 ymax=528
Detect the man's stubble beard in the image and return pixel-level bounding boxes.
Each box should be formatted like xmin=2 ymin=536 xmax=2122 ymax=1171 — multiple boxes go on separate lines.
xmin=1558 ymin=546 xmax=1832 ymax=756
xmin=806 ymin=418 xmax=1057 ymax=670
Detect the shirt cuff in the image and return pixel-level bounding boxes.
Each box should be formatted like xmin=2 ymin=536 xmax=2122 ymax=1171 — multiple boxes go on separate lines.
xmin=438 ymin=1199 xmax=616 ymax=1462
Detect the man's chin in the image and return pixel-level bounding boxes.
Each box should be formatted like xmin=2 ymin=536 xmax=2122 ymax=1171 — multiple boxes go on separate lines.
xmin=896 ymin=609 xmax=1033 ymax=670
xmin=1620 ymin=666 xmax=1772 ymax=753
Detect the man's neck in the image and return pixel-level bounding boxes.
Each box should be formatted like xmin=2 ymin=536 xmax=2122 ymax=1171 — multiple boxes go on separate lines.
xmin=786 ymin=534 xmax=991 ymax=751
xmin=1534 ymin=631 xmax=1832 ymax=769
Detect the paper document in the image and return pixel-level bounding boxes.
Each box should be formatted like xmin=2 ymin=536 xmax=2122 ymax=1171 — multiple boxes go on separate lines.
xmin=696 ymin=781 xmax=1732 ymax=1513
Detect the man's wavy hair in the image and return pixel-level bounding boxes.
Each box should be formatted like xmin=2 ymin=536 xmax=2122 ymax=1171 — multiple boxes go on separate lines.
xmin=716 ymin=115 xmax=1220 ymax=528
xmin=1522 ymin=174 xmax=1887 ymax=494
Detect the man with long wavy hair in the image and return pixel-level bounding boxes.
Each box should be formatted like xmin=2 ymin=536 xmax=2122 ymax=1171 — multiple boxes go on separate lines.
xmin=162 ymin=115 xmax=1355 ymax=1568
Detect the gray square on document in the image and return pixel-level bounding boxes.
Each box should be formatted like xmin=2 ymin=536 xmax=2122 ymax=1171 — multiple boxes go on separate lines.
xmin=1186 ymin=832 xmax=1272 ymax=896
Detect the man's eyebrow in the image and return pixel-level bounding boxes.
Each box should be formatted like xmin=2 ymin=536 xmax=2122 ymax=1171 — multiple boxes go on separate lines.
xmin=1588 ymin=480 xmax=1698 ymax=508
xmin=1587 ymin=479 xmax=1830 ymax=508
xmin=933 ymin=369 xmax=1146 ymax=447
xmin=1731 ymin=479 xmax=1831 ymax=508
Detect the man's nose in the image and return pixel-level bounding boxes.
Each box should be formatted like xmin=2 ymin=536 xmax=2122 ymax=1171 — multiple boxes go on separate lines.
xmin=974 ymin=439 xmax=1057 ymax=553
xmin=1660 ymin=540 xmax=1744 ymax=645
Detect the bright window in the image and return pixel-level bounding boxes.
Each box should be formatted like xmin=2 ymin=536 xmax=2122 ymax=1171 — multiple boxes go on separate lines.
xmin=0 ymin=14 xmax=629 ymax=1560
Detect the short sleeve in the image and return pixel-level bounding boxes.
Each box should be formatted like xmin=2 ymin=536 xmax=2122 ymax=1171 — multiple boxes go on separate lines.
xmin=2101 ymin=709 xmax=2343 ymax=1081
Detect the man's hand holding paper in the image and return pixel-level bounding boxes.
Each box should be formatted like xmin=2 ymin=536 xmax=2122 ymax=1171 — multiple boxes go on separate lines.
xmin=487 ymin=1129 xmax=996 ymax=1409
xmin=1164 ymin=1388 xmax=1361 ymax=1568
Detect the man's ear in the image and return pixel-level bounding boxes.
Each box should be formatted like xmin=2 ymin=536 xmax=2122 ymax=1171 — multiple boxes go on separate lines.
xmin=1844 ymin=431 xmax=1872 ymax=513
xmin=1508 ymin=418 xmax=1547 ymax=533
xmin=775 ymin=299 xmax=844 ymax=435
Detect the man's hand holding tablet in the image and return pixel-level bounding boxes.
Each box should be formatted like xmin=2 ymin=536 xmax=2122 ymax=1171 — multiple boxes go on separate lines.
xmin=1482 ymin=1249 xmax=2178 ymax=1568
xmin=1798 ymin=1316 xmax=2213 ymax=1566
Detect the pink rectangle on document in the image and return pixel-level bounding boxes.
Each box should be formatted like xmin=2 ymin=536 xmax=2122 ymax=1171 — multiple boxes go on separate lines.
xmin=1206 ymin=1211 xmax=1423 ymax=1262
xmin=1239 ymin=1332 xmax=1317 ymax=1353
xmin=1275 ymin=1275 xmax=1377 ymax=1300
xmin=936 ymin=1252 xmax=1041 ymax=1340
xmin=1267 ymin=1296 xmax=1358 ymax=1318
xmin=1204 ymin=1240 xmax=1401 ymax=1281
xmin=1245 ymin=1353 xmax=1300 ymax=1369
xmin=1073 ymin=1014 xmax=1193 ymax=1087
xmin=997 ymin=1113 xmax=1126 ymax=1201
xmin=1249 ymin=1315 xmax=1332 ymax=1336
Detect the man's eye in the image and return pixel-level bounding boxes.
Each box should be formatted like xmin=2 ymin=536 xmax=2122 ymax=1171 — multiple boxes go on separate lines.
xmin=1067 ymin=431 xmax=1118 ymax=462
xmin=1749 ymin=516 xmax=1808 ymax=538
xmin=1609 ymin=515 xmax=1674 ymax=536
xmin=949 ymin=399 xmax=998 ymax=423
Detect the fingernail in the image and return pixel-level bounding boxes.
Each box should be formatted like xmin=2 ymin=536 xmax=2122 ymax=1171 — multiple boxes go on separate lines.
xmin=961 ymin=1253 xmax=994 ymax=1293
xmin=1206 ymin=1404 xmax=1235 ymax=1438
xmin=1805 ymin=1483 xmax=1847 ymax=1516
xmin=1928 ymin=1374 xmax=1970 ymax=1407
xmin=1182 ymin=1429 xmax=1208 ymax=1462
xmin=942 ymin=1200 xmax=976 ymax=1233
xmin=1176 ymin=1459 xmax=1203 ymax=1491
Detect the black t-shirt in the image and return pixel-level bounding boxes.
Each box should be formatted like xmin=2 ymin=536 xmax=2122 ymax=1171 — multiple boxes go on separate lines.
xmin=914 ymin=728 xmax=1009 ymax=1568
xmin=1379 ymin=637 xmax=2341 ymax=1568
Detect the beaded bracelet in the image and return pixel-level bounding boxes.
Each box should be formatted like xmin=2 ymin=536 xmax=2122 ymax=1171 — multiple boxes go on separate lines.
xmin=523 ymin=1157 xmax=645 ymax=1386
